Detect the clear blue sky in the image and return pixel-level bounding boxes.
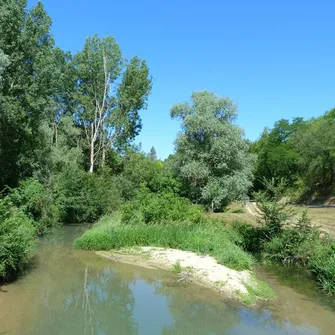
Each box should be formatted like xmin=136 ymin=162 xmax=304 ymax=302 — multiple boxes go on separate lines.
xmin=29 ymin=0 xmax=335 ymax=159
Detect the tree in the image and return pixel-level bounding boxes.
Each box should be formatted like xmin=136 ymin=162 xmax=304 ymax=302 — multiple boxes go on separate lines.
xmin=171 ymin=91 xmax=254 ymax=211
xmin=74 ymin=36 xmax=152 ymax=173
xmin=147 ymin=146 xmax=157 ymax=162
xmin=121 ymin=149 xmax=180 ymax=194
xmin=295 ymin=117 xmax=335 ymax=193
xmin=251 ymin=118 xmax=303 ymax=191
xmin=0 ymin=0 xmax=59 ymax=188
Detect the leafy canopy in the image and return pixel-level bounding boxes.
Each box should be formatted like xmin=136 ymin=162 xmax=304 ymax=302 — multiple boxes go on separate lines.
xmin=171 ymin=91 xmax=254 ymax=210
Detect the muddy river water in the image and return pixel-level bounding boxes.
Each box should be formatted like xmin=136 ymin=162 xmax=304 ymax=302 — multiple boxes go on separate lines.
xmin=1 ymin=225 xmax=334 ymax=335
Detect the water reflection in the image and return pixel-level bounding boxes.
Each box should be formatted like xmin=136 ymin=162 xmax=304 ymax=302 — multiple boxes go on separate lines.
xmin=0 ymin=225 xmax=334 ymax=335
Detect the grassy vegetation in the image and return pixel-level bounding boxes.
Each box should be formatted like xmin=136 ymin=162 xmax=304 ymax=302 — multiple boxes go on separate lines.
xmin=208 ymin=202 xmax=257 ymax=226
xmin=308 ymin=243 xmax=335 ymax=293
xmin=74 ymin=213 xmax=254 ymax=271
xmin=295 ymin=206 xmax=335 ymax=238
xmin=236 ymin=277 xmax=275 ymax=306
xmin=171 ymin=261 xmax=182 ymax=273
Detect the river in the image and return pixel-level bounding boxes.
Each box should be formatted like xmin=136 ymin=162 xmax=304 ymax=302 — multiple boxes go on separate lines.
xmin=0 ymin=225 xmax=334 ymax=335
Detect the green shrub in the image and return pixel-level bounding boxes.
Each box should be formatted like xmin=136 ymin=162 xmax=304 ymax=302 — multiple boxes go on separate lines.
xmin=120 ymin=201 xmax=144 ymax=225
xmin=121 ymin=151 xmax=181 ymax=194
xmin=254 ymin=178 xmax=294 ymax=241
xmin=121 ymin=189 xmax=204 ymax=225
xmin=231 ymin=221 xmax=263 ymax=253
xmin=0 ymin=200 xmax=35 ymax=280
xmin=54 ymin=167 xmax=123 ymax=223
xmin=7 ymin=178 xmax=59 ymax=232
xmin=261 ymin=211 xmax=323 ymax=265
xmin=263 ymin=230 xmax=318 ymax=265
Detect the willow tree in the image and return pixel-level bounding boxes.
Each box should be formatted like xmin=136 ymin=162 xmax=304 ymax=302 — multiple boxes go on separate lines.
xmin=171 ymin=91 xmax=254 ymax=211
xmin=74 ymin=35 xmax=152 ymax=173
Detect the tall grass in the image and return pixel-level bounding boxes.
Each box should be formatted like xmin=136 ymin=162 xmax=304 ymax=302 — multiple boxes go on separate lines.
xmin=74 ymin=214 xmax=254 ymax=271
xmin=308 ymin=243 xmax=335 ymax=293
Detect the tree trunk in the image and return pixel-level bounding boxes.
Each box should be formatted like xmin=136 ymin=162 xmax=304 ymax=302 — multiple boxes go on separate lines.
xmin=102 ymin=147 xmax=106 ymax=168
xmin=89 ymin=138 xmax=94 ymax=173
xmin=101 ymin=134 xmax=106 ymax=168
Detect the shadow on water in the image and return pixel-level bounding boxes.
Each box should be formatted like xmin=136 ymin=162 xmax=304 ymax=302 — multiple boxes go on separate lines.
xmin=256 ymin=263 xmax=335 ymax=312
xmin=0 ymin=225 xmax=334 ymax=335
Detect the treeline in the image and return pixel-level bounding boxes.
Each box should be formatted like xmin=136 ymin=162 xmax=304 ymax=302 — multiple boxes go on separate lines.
xmin=0 ymin=0 xmax=152 ymax=191
xmin=252 ymin=108 xmax=335 ymax=201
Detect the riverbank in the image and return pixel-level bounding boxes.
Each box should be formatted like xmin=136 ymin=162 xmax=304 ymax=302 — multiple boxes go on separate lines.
xmin=73 ymin=211 xmax=275 ymax=305
xmin=96 ymin=247 xmax=274 ymax=305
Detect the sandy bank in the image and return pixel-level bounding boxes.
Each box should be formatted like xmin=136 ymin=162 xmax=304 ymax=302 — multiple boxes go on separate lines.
xmin=96 ymin=247 xmax=272 ymax=304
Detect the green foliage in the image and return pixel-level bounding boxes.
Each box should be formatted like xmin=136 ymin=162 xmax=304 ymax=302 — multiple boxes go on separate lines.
xmin=0 ymin=0 xmax=66 ymax=188
xmin=294 ymin=117 xmax=335 ymax=199
xmin=0 ymin=199 xmax=35 ymax=280
xmin=262 ymin=230 xmax=335 ymax=293
xmin=6 ymin=178 xmax=59 ymax=232
xmin=0 ymin=0 xmax=152 ymax=187
xmin=54 ymin=166 xmax=122 ymax=223
xmin=121 ymin=189 xmax=203 ymax=225
xmin=170 ymin=91 xmax=255 ymax=210
xmin=121 ymin=150 xmax=180 ymax=194
xmin=251 ymin=118 xmax=302 ymax=191
xmin=0 ymin=49 xmax=9 ymax=79
xmin=251 ymin=111 xmax=335 ymax=201
xmin=74 ymin=36 xmax=152 ymax=172
xmin=309 ymin=243 xmax=335 ymax=293
xmin=115 ymin=56 xmax=152 ymax=143
xmin=263 ymin=226 xmax=320 ymax=266
xmin=231 ymin=221 xmax=263 ymax=253
xmin=252 ymin=180 xmax=323 ymax=260
xmin=74 ymin=217 xmax=254 ymax=271
xmin=255 ymin=178 xmax=294 ymax=240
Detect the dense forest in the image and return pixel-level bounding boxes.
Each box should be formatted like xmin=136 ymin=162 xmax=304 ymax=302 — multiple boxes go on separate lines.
xmin=0 ymin=1 xmax=334 ymax=297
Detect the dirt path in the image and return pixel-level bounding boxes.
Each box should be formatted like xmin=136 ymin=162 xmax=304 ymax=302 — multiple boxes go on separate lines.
xmin=245 ymin=201 xmax=260 ymax=217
